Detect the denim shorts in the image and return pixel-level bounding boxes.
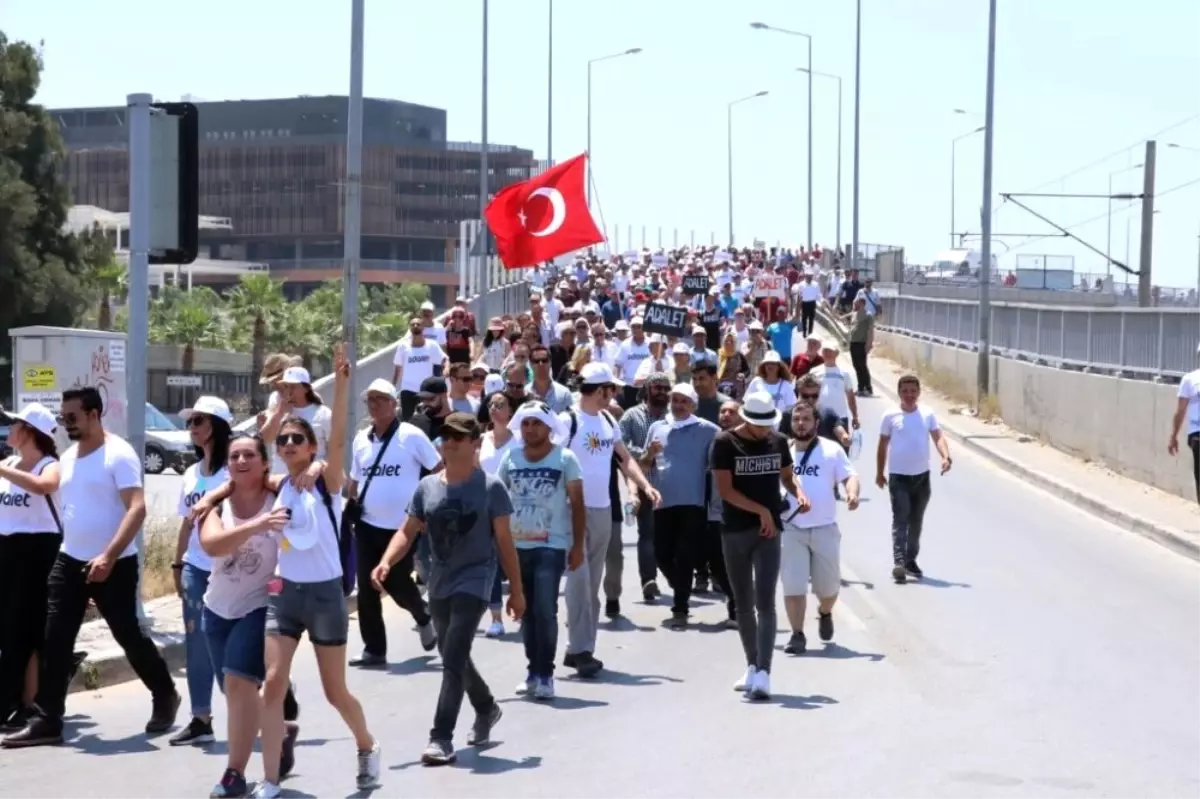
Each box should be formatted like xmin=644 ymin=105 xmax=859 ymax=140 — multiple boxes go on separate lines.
xmin=203 ymin=606 xmax=267 ymax=687
xmin=265 ymin=578 xmax=349 ymax=647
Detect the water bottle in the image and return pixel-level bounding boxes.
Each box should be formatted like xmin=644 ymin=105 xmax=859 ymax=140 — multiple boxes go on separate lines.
xmin=623 ymin=502 xmax=634 ymax=526
xmin=848 ymin=429 xmax=863 ymax=461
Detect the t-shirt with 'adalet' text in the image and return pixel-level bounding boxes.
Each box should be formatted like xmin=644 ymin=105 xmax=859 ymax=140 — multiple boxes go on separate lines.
xmin=709 ymin=428 xmax=793 ymax=532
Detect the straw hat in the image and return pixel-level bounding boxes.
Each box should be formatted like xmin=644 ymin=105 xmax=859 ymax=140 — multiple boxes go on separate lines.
xmin=259 ymin=353 xmax=294 ymax=385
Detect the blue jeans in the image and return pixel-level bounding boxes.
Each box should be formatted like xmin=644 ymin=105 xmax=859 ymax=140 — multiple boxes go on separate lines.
xmin=203 ymin=607 xmax=268 ymax=687
xmin=180 ymin=563 xmax=215 ymax=717
xmin=517 ymin=547 xmax=567 ymax=679
xmin=488 ymin=565 xmax=504 ymax=611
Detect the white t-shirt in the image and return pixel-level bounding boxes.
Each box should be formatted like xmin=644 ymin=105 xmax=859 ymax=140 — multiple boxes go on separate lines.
xmin=784 ymin=438 xmax=855 ymax=529
xmin=273 ymin=480 xmax=344 ymax=583
xmin=634 ymin=354 xmax=672 ymax=384
xmin=812 ymin=364 xmax=856 ymax=420
xmin=797 ymin=282 xmax=823 ymax=303
xmin=394 ymin=339 xmax=447 ymax=393
xmin=1178 ymin=369 xmax=1200 ymax=436
xmin=615 ymin=338 xmax=652 ymax=380
xmin=592 ymin=340 xmax=619 ymax=368
xmin=827 ymin=276 xmax=842 ymax=300
xmin=880 ymin=406 xmax=940 ymax=476
xmin=857 ymin=288 xmax=882 ymax=316
xmin=545 ymin=297 xmax=564 ymax=327
xmin=746 ymin=376 xmax=796 ymax=412
xmin=421 ymin=323 xmax=447 ymax=346
xmin=177 ymin=463 xmax=231 ymax=571
xmin=349 ymin=422 xmax=441 ymax=530
xmin=204 ymin=495 xmax=279 ymax=620
xmin=59 ymin=435 xmax=143 ymax=561
xmin=479 ymin=432 xmax=518 ymax=476
xmin=0 ymin=455 xmax=60 ymax=535
xmin=556 ymin=409 xmax=620 ymax=508
xmin=270 ymin=402 xmax=333 ymax=476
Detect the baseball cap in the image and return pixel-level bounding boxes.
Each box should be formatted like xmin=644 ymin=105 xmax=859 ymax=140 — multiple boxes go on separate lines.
xmin=279 ymin=366 xmax=312 ymax=385
xmin=418 ymin=376 xmax=448 ymax=397
xmin=670 ymin=383 xmax=699 ymax=404
xmin=614 ymin=319 xmax=630 ymax=332
xmin=671 ymin=342 xmax=691 ymax=355
xmin=440 ymin=412 xmax=482 ymax=439
xmin=580 ymin=361 xmax=623 ymax=386
xmin=748 ymin=320 xmax=764 ymax=331
xmin=630 ymin=316 xmax=645 ymax=326
xmin=420 ymin=301 xmax=436 ymax=311
xmin=692 ymin=325 xmax=706 ymax=336
xmin=361 ymin=378 xmax=397 ymax=400
xmin=0 ymin=402 xmax=57 ymax=437
xmin=179 ymin=395 xmax=234 ymax=425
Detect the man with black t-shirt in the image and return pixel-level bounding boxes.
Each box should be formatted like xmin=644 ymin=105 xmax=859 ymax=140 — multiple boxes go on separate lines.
xmin=698 ymin=292 xmax=726 ymax=352
xmin=443 ymin=307 xmax=475 ymax=365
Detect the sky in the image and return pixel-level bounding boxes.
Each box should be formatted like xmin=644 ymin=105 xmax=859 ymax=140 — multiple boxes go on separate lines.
xmin=6 ymin=0 xmax=1200 ymax=288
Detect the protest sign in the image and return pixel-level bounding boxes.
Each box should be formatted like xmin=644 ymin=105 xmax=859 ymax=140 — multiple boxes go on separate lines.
xmin=642 ymin=301 xmax=689 ymax=338
xmin=650 ymin=254 xmax=670 ymax=267
xmin=713 ymin=250 xmax=734 ymax=264
xmin=681 ymin=274 xmax=710 ymax=296
xmin=753 ymin=274 xmax=787 ymax=300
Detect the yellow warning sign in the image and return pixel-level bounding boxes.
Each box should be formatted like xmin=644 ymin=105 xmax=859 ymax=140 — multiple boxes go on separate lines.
xmin=21 ymin=365 xmax=56 ymax=391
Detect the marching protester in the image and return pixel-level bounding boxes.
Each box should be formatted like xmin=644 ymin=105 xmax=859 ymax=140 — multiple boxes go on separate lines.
xmin=781 ymin=401 xmax=860 ymax=656
xmin=746 ymin=351 xmax=796 ymax=413
xmin=4 ymin=387 xmax=178 ymax=748
xmin=478 ymin=391 xmax=526 ymax=637
xmin=742 ymin=321 xmax=769 ymax=375
xmin=811 ymin=342 xmax=860 ymax=433
xmin=394 ymin=318 xmax=449 ymax=421
xmin=270 ymin=366 xmax=332 ymax=476
xmin=170 ymin=396 xmax=234 ymax=747
xmin=447 ymin=363 xmax=481 ymax=415
xmin=616 ymin=373 xmax=671 ymax=604
xmin=790 ymin=334 xmax=823 ymax=379
xmin=347 ymin=378 xmax=441 ymax=669
xmin=632 ymin=334 xmax=672 ymax=386
xmin=876 ymin=375 xmax=952 ymax=584
xmin=1168 ymin=342 xmax=1200 ymax=503
xmin=372 ymin=413 xmax=523 ymax=766
xmin=845 ymin=295 xmax=876 ymax=397
xmin=477 ymin=317 xmax=511 ymax=371
xmin=689 ymin=325 xmax=718 ymax=366
xmin=528 ymin=343 xmax=574 ymax=413
xmin=701 ymin=400 xmax=743 ymax=627
xmin=716 ymin=330 xmax=751 ymax=399
xmin=795 ymin=272 xmax=824 ymax=336
xmin=0 ymin=403 xmax=62 ymax=731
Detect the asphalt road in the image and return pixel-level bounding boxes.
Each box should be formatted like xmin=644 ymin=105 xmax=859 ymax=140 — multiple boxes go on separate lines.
xmin=4 ymin=396 xmax=1198 ymax=798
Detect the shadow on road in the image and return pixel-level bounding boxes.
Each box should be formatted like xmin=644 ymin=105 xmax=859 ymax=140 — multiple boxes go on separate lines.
xmin=592 ymin=668 xmax=683 ymax=687
xmin=909 ymin=575 xmax=972 ymax=589
xmin=604 ymin=616 xmax=655 ymax=633
xmin=390 ymin=751 xmax=543 ymax=775
xmin=386 ymin=655 xmax=439 ymax=676
xmin=769 ymin=692 xmax=839 ymax=711
xmin=497 ymin=695 xmax=608 ymax=711
xmin=803 ymin=642 xmax=886 ymax=662
xmin=841 ymin=577 xmax=875 ymax=590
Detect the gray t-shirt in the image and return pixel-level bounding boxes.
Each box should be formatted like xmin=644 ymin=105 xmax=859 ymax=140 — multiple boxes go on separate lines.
xmin=408 ymin=468 xmax=514 ymax=601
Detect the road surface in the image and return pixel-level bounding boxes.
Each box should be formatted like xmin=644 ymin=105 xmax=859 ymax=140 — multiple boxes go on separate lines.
xmin=4 ymin=395 xmax=1197 ymax=798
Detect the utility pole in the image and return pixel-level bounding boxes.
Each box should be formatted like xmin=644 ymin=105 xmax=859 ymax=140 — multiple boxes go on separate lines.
xmin=976 ymin=0 xmax=997 ymax=402
xmin=343 ymin=0 xmax=365 ymax=428
xmin=1137 ymin=140 xmax=1156 ymax=308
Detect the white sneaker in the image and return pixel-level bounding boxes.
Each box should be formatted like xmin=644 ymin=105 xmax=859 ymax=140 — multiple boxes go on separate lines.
xmin=356 ymin=740 xmax=382 ymax=789
xmin=749 ymin=669 xmax=771 ymax=700
xmin=515 ymin=673 xmax=536 ymax=696
xmin=733 ymin=666 xmax=757 ymax=692
xmin=485 ymin=619 xmax=504 ymax=638
xmin=533 ymin=677 xmax=555 ymax=700
xmin=252 ymin=782 xmax=281 ymax=799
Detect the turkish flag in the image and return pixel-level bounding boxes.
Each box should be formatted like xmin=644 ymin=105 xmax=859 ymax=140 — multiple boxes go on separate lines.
xmin=484 ymin=153 xmax=604 ymax=269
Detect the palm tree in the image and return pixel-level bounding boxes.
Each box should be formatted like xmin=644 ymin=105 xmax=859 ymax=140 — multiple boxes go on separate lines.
xmin=78 ymin=224 xmax=125 ymax=331
xmin=155 ymin=300 xmax=222 ymax=373
xmin=227 ymin=273 xmax=286 ymax=410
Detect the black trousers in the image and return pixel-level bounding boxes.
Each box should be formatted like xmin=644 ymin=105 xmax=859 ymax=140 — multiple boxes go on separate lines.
xmin=696 ymin=522 xmax=735 ymax=614
xmin=0 ymin=533 xmax=61 ymax=713
xmin=800 ymin=301 xmax=817 ymax=336
xmin=428 ymin=595 xmax=493 ymax=743
xmin=1190 ymin=433 xmax=1200 ymax=505
xmin=399 ymin=391 xmax=420 ymax=422
xmin=37 ymin=553 xmax=175 ymax=723
xmin=653 ymin=506 xmax=705 ymax=614
xmin=354 ymin=520 xmax=430 ymax=657
xmin=635 ymin=490 xmax=657 ymax=587
xmin=850 ymin=341 xmax=872 ymax=393
xmin=888 ymin=472 xmax=932 ymax=565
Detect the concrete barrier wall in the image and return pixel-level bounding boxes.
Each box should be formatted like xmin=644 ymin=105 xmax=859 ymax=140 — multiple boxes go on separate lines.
xmin=877 ymin=330 xmax=1193 ymax=501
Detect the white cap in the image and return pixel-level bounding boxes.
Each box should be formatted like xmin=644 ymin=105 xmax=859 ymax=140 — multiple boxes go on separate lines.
xmin=740 ymin=391 xmax=782 ymax=427
xmin=614 ymin=319 xmax=631 ymax=331
xmin=280 ymin=366 xmax=312 ymax=385
xmin=509 ymin=401 xmax=567 ymax=440
xmin=648 ymin=333 xmax=666 ymax=344
xmin=630 ymin=316 xmax=645 ymax=326
xmin=361 ymin=378 xmax=397 ymax=400
xmin=761 ymin=350 xmax=783 ymax=365
xmin=1 ymin=402 xmax=57 ymax=437
xmin=179 ymin=395 xmax=234 ymax=425
xmin=748 ymin=320 xmax=764 ymax=331
xmin=484 ymin=373 xmax=505 ymax=395
xmin=806 ymin=333 xmax=822 ymax=343
xmin=671 ymin=342 xmax=691 ymax=355
xmin=557 ymin=320 xmax=574 ymax=334
xmin=692 ymin=325 xmax=706 ymax=335
xmin=580 ymin=361 xmax=623 ymax=386
xmin=670 ymin=383 xmax=698 ymax=404
xmin=820 ymin=339 xmax=839 ymax=352
xmin=420 ymin=300 xmax=436 ymax=311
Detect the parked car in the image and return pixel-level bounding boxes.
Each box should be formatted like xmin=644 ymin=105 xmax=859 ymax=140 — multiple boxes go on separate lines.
xmin=144 ymin=402 xmax=195 ymax=475
xmin=0 ymin=422 xmax=10 ymax=459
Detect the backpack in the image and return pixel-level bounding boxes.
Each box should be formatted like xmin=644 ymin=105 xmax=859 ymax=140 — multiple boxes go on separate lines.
xmin=565 ymin=408 xmax=618 ymax=449
xmin=313 ymin=476 xmax=356 ymax=598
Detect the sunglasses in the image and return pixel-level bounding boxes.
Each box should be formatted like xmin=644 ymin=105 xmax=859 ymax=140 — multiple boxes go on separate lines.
xmin=56 ymin=411 xmax=88 ymax=425
xmin=275 ymin=433 xmax=308 ymax=447
xmin=185 ymin=416 xmax=208 ymax=428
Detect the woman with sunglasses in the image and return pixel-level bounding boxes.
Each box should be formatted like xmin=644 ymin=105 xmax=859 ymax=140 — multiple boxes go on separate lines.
xmin=0 ymin=404 xmax=62 ymax=731
xmin=168 ymin=396 xmax=233 ymax=748
xmin=477 ymin=392 xmax=526 ymax=638
xmin=270 ymin=366 xmax=332 ymax=476
xmin=476 ymin=318 xmax=511 ymax=372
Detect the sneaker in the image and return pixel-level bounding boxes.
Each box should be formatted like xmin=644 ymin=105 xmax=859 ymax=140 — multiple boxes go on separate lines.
xmin=749 ymin=669 xmax=771 ymax=700
xmin=349 ymin=651 xmax=387 ymax=669
xmin=905 ymin=560 xmax=924 ymax=579
xmin=169 ymin=716 xmax=215 ymax=746
xmin=818 ymin=611 xmax=834 ymax=642
xmin=251 ymin=781 xmax=281 ymax=799
xmin=604 ymin=598 xmax=620 ymax=618
xmin=783 ymin=631 xmax=807 ymax=655
xmin=145 ymin=691 xmax=181 ymax=734
xmin=533 ymin=677 xmax=555 ymax=700
xmin=283 ymin=681 xmax=300 ymax=722
xmin=562 ymin=652 xmax=579 ymax=669
xmin=642 ymin=581 xmax=660 ymax=601
xmin=2 ymin=706 xmax=33 ymax=731
xmin=733 ymin=666 xmax=757 ymax=692
xmin=1 ymin=715 xmax=63 ymax=748
xmin=357 ymin=739 xmax=382 ymax=788
xmin=421 ymin=738 xmax=456 ymax=766
xmin=466 ymin=703 xmax=502 ymax=746
xmin=418 ymin=621 xmax=438 ymax=652
xmin=693 ymin=576 xmax=709 ymax=594
xmin=515 ymin=672 xmax=536 ymax=696
xmin=572 ymin=652 xmax=603 ymax=678
xmin=485 ymin=619 xmax=504 ymax=638
xmin=668 ymin=611 xmax=688 ymax=630
xmin=210 ymin=767 xmax=248 ymax=798
xmin=724 ymin=615 xmax=739 ymax=630
xmin=892 ymin=563 xmax=908 ymax=584
xmin=280 ymin=721 xmax=299 ymax=779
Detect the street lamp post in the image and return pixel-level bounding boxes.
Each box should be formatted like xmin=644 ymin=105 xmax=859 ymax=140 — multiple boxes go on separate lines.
xmin=728 ymin=91 xmax=770 ymax=246
xmin=547 ymin=0 xmax=553 ymax=163
xmin=851 ymin=0 xmax=861 ymax=272
xmin=1106 ymin=162 xmax=1144 ymax=276
xmin=950 ymin=126 xmax=986 ymax=247
xmin=586 ymin=47 xmax=643 ymax=207
xmin=797 ymin=67 xmax=843 ymax=252
xmin=751 ymin=22 xmax=814 ymax=248
xmin=976 ymin=0 xmax=997 ymax=403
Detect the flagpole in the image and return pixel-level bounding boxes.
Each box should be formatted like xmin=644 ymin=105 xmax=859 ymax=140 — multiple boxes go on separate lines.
xmin=479 ymin=0 xmax=490 ymax=323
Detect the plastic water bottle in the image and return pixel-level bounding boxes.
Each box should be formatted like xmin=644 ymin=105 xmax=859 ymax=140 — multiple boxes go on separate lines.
xmin=848 ymin=429 xmax=863 ymax=461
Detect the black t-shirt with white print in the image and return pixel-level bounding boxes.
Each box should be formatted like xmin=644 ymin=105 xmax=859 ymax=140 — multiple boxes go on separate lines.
xmin=709 ymin=428 xmax=793 ymax=531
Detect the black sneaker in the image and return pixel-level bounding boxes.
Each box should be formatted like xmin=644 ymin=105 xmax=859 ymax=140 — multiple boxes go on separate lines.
xmin=642 ymin=581 xmax=660 ymax=601
xmin=145 ymin=691 xmax=181 ymax=735
xmin=169 ymin=716 xmax=215 ymax=746
xmin=210 ymin=767 xmax=248 ymax=798
xmin=280 ymin=721 xmax=299 ymax=779
xmin=783 ymin=631 xmax=807 ymax=655
xmin=466 ymin=703 xmax=502 ymax=746
xmin=2 ymin=706 xmax=33 ymax=731
xmin=669 ymin=611 xmax=688 ymax=630
xmin=1 ymin=715 xmax=63 ymax=748
xmin=604 ymin=598 xmax=620 ymax=618
xmin=692 ymin=576 xmax=709 ymax=594
xmin=905 ymin=560 xmax=924 ymax=579
xmin=349 ymin=651 xmax=388 ymax=669
xmin=892 ymin=563 xmax=908 ymax=584
xmin=562 ymin=652 xmax=579 ymax=669
xmin=283 ymin=681 xmax=300 ymax=722
xmin=572 ymin=652 xmax=604 ymax=678
xmin=818 ymin=611 xmax=834 ymax=642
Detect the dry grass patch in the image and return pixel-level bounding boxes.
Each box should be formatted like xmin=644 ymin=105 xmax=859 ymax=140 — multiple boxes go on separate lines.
xmin=142 ymin=516 xmax=179 ymax=601
xmin=874 ymin=340 xmax=1003 ymax=423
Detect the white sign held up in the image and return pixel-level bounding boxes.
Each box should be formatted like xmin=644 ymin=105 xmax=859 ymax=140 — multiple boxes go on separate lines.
xmin=753 ymin=274 xmax=787 ymax=300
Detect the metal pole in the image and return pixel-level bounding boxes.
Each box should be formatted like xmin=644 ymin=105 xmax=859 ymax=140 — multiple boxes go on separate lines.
xmin=1137 ymin=140 xmax=1156 ymax=308
xmin=586 ymin=60 xmax=592 ymax=207
xmin=806 ymin=41 xmax=813 ymax=249
xmin=1105 ymin=173 xmax=1113 ymax=275
xmin=479 ymin=0 xmax=490 ymax=323
xmin=126 ymin=92 xmax=151 ymax=627
xmin=547 ymin=0 xmax=553 ymax=164
xmin=727 ymin=102 xmax=734 ymax=245
xmin=835 ymin=76 xmax=842 ymax=252
xmin=976 ymin=0 xmax=997 ymax=402
xmin=851 ymin=0 xmax=861 ymax=273
xmin=343 ymin=0 xmax=365 ymax=429
xmin=950 ymin=143 xmax=956 ymax=247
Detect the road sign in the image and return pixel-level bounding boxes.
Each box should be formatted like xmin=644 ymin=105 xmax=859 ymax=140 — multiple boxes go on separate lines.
xmin=166 ymin=375 xmax=202 ymax=387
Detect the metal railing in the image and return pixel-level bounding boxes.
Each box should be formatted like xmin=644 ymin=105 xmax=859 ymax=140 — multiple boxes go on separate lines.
xmin=879 ymin=295 xmax=1200 ymax=380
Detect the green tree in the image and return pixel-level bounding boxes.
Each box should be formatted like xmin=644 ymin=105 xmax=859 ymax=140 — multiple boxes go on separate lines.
xmin=77 ymin=224 xmax=125 ymax=330
xmin=226 ymin=273 xmax=286 ymax=410
xmin=153 ymin=297 xmax=221 ymax=373
xmin=0 ymin=33 xmax=92 ymax=400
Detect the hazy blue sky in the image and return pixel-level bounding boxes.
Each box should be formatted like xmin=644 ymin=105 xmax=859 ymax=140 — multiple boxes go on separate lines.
xmin=7 ymin=0 xmax=1199 ymax=287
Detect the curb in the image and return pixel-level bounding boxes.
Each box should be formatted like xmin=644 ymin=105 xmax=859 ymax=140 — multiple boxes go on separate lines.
xmin=71 ymin=592 xmax=362 ymax=694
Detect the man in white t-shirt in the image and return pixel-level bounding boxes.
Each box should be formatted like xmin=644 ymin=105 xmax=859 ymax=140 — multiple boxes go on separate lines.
xmin=3 ymin=387 xmax=179 ymax=749
xmin=810 ymin=342 xmax=859 ymax=432
xmin=875 ymin=374 xmax=952 ymax=584
xmin=1168 ymin=342 xmax=1200 ymax=504
xmin=780 ymin=401 xmax=860 ymax=656
xmin=347 ymin=378 xmax=442 ymax=669
xmin=418 ymin=301 xmax=448 ymax=346
xmin=793 ymin=273 xmax=824 ymax=337
xmin=555 ymin=363 xmax=659 ymax=679
xmin=394 ymin=318 xmax=448 ymax=421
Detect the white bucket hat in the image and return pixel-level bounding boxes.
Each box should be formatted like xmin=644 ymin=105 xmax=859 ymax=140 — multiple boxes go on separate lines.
xmin=0 ymin=403 xmax=57 ymax=437
xmin=179 ymin=395 xmax=234 ymax=425
xmin=509 ymin=401 xmax=567 ymax=440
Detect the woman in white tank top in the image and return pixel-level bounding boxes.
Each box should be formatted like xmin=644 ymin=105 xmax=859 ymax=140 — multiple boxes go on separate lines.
xmin=477 ymin=391 xmax=522 ymax=638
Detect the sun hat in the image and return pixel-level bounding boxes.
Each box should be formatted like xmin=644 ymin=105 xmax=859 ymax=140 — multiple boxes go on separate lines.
xmin=279 ymin=366 xmax=312 ymax=385
xmin=740 ymin=391 xmax=782 ymax=427
xmin=259 ymin=353 xmax=294 ymax=385
xmin=179 ymin=396 xmax=234 ymax=425
xmin=0 ymin=403 xmax=57 ymax=437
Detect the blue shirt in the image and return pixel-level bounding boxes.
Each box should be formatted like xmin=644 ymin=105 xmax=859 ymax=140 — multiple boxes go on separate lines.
xmin=768 ymin=321 xmax=797 ymax=361
xmin=718 ymin=294 xmax=739 ymax=317
xmin=497 ymin=445 xmax=582 ymax=551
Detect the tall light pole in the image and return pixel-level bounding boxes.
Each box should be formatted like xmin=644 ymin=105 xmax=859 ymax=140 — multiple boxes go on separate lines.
xmin=728 ymin=91 xmax=770 ymax=246
xmin=950 ymin=126 xmax=985 ymax=247
xmin=547 ymin=0 xmax=553 ymax=163
xmin=751 ymin=22 xmax=814 ymax=248
xmin=1166 ymin=143 xmax=1200 ymax=295
xmin=797 ymin=67 xmax=843 ymax=252
xmin=479 ymin=0 xmax=490 ymax=320
xmin=342 ymin=0 xmax=365 ymax=428
xmin=586 ymin=47 xmax=642 ymax=206
xmin=851 ymin=0 xmax=861 ymax=271
xmin=976 ymin=0 xmax=997 ymax=403
xmin=1106 ymin=162 xmax=1143 ymax=276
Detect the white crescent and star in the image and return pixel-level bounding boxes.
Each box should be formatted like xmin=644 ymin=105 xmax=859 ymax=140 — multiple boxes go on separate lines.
xmin=519 ymin=187 xmax=567 ymax=237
